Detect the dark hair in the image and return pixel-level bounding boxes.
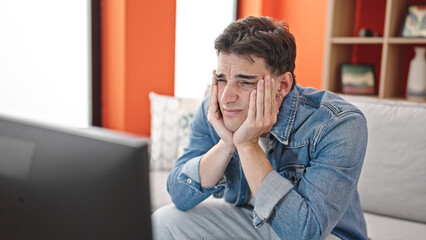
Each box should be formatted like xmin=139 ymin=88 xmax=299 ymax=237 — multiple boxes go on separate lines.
xmin=215 ymin=16 xmax=296 ymax=86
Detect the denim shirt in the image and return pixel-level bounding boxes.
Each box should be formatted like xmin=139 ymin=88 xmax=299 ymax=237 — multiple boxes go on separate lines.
xmin=167 ymin=84 xmax=369 ymax=240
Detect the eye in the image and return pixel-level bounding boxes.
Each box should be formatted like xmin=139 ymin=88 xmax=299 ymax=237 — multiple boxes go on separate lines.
xmin=217 ymin=79 xmax=227 ymax=84
xmin=240 ymin=81 xmax=255 ymax=86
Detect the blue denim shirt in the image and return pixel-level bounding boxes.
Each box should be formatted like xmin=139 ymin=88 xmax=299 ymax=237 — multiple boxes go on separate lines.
xmin=167 ymin=85 xmax=369 ymax=240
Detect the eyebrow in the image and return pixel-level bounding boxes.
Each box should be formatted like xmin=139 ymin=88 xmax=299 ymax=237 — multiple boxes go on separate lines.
xmin=235 ymin=74 xmax=258 ymax=80
xmin=215 ymin=73 xmax=225 ymax=78
xmin=215 ymin=73 xmax=259 ymax=80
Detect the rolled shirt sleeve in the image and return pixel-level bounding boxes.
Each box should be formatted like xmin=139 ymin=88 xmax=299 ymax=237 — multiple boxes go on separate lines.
xmin=178 ymin=155 xmax=227 ymax=197
xmin=252 ymin=170 xmax=294 ymax=228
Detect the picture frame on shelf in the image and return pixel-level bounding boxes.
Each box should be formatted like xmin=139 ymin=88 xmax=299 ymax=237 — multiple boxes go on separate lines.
xmin=401 ymin=4 xmax=426 ymax=38
xmin=340 ymin=64 xmax=376 ymax=95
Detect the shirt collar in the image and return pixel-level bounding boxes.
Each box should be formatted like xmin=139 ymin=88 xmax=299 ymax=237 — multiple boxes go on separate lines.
xmin=269 ymin=84 xmax=299 ymax=145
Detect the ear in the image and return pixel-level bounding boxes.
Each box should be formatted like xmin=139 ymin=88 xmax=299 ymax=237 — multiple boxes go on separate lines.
xmin=276 ymin=72 xmax=293 ymax=98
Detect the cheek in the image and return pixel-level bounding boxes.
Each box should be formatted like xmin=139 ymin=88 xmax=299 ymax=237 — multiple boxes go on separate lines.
xmin=217 ymin=87 xmax=225 ymax=102
xmin=241 ymin=89 xmax=253 ymax=108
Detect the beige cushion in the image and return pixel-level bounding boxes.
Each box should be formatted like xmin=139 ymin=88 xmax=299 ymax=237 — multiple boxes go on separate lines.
xmin=364 ymin=212 xmax=426 ymax=240
xmin=342 ymin=95 xmax=426 ymax=223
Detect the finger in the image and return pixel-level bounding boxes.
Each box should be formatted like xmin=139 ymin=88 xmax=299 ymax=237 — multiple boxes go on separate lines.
xmin=264 ymin=76 xmax=273 ymax=117
xmin=209 ymin=71 xmax=218 ymax=107
xmin=247 ymin=89 xmax=257 ymax=122
xmin=210 ymin=85 xmax=219 ymax=114
xmin=271 ymin=78 xmax=278 ymax=115
xmin=210 ymin=70 xmax=217 ymax=101
xmin=256 ymin=79 xmax=264 ymax=121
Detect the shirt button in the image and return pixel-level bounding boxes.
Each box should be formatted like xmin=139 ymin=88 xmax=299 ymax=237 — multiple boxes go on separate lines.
xmin=214 ymin=186 xmax=218 ymax=189
xmin=186 ymin=179 xmax=192 ymax=184
xmin=217 ymin=192 xmax=222 ymax=197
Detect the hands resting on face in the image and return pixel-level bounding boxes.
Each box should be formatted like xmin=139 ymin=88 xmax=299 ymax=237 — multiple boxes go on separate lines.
xmin=207 ymin=71 xmax=279 ymax=152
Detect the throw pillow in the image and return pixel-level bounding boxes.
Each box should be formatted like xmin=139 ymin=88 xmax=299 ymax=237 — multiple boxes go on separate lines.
xmin=149 ymin=92 xmax=202 ymax=171
xmin=176 ymin=97 xmax=203 ymax=158
xmin=149 ymin=92 xmax=179 ymax=170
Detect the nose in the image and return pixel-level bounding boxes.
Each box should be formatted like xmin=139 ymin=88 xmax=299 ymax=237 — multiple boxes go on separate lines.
xmin=220 ymin=83 xmax=238 ymax=105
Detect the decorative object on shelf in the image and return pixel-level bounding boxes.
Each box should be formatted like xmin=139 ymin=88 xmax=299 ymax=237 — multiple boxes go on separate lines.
xmin=340 ymin=64 xmax=376 ymax=95
xmin=401 ymin=4 xmax=426 ymax=37
xmin=358 ymin=28 xmax=373 ymax=37
xmin=406 ymin=47 xmax=426 ymax=100
xmin=358 ymin=28 xmax=381 ymax=37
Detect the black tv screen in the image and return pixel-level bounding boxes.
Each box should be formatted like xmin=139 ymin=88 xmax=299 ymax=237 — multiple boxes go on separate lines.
xmin=0 ymin=115 xmax=152 ymax=240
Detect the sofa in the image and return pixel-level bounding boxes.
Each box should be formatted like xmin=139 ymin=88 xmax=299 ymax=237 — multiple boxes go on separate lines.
xmin=148 ymin=93 xmax=426 ymax=239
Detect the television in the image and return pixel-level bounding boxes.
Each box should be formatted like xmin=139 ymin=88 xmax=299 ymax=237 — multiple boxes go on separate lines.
xmin=0 ymin=114 xmax=152 ymax=240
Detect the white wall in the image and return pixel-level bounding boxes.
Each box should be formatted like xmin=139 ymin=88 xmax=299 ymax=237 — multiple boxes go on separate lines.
xmin=174 ymin=0 xmax=237 ymax=99
xmin=0 ymin=0 xmax=90 ymax=127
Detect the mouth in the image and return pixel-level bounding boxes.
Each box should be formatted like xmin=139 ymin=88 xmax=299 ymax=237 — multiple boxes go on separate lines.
xmin=222 ymin=108 xmax=243 ymax=117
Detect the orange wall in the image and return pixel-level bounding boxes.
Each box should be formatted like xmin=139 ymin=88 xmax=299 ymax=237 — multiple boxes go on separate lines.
xmin=102 ymin=0 xmax=176 ymax=136
xmin=238 ymin=0 xmax=328 ymax=89
xmin=102 ymin=0 xmax=327 ymax=136
xmin=102 ymin=0 xmax=125 ymax=131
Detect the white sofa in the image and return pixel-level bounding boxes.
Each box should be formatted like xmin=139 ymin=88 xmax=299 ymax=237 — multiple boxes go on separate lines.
xmin=149 ymin=94 xmax=426 ymax=239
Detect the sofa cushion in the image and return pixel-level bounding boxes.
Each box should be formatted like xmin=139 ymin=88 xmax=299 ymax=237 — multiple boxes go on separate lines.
xmin=342 ymin=95 xmax=426 ymax=224
xmin=364 ymin=212 xmax=426 ymax=240
xmin=149 ymin=170 xmax=224 ymax=211
xmin=149 ymin=170 xmax=172 ymax=211
xmin=149 ymin=93 xmax=180 ymax=170
xmin=149 ymin=92 xmax=202 ymax=170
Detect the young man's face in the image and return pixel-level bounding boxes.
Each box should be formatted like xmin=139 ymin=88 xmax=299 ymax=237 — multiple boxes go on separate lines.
xmin=215 ymin=53 xmax=280 ymax=132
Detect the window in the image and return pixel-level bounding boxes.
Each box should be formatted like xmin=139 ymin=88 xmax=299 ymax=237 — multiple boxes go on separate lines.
xmin=0 ymin=0 xmax=93 ymax=127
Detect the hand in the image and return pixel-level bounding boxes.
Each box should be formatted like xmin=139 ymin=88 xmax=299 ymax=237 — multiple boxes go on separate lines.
xmin=207 ymin=70 xmax=235 ymax=148
xmin=233 ymin=76 xmax=278 ymax=148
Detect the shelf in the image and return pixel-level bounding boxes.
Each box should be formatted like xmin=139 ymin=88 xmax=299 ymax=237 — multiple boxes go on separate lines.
xmin=339 ymin=94 xmax=426 ymax=104
xmin=323 ymin=0 xmax=426 ymax=103
xmin=331 ymin=37 xmax=426 ymax=45
xmin=331 ymin=37 xmax=384 ymax=44
xmin=388 ymin=38 xmax=426 ymax=44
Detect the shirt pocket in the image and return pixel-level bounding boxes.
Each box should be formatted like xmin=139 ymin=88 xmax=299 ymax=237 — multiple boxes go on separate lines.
xmin=277 ymin=164 xmax=305 ymax=185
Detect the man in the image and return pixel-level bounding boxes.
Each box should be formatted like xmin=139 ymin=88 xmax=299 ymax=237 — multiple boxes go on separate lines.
xmin=153 ymin=16 xmax=369 ymax=240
